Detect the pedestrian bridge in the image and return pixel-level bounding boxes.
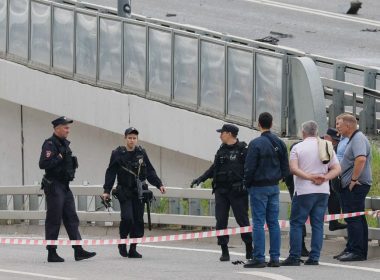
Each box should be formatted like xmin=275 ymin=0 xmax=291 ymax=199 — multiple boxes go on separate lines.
xmin=0 ymin=0 xmax=379 ymax=200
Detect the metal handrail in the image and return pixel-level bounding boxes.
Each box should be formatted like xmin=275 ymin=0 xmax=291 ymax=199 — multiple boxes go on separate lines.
xmin=0 ymin=185 xmax=379 ymax=240
xmin=1 ymin=0 xmax=379 ymax=137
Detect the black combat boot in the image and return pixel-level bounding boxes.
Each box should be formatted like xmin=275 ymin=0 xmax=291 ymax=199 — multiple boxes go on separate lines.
xmin=329 ymin=220 xmax=347 ymax=231
xmin=118 ymin=244 xmax=128 ymax=257
xmin=73 ymin=246 xmax=96 ymax=261
xmin=47 ymin=247 xmax=65 ymax=263
xmin=128 ymin=244 xmax=142 ymax=258
xmin=245 ymin=242 xmax=253 ymax=260
xmin=220 ymin=245 xmax=230 ymax=262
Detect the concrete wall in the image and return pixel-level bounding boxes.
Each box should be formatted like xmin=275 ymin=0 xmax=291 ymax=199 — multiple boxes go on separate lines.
xmin=0 ymin=100 xmax=22 ymax=186
xmin=0 ymin=99 xmax=211 ymax=187
xmin=0 ymin=59 xmax=261 ymax=163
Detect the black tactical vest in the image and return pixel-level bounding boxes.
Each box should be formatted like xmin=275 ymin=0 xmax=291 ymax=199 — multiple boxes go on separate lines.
xmin=117 ymin=146 xmax=147 ymax=189
xmin=213 ymin=141 xmax=246 ymax=189
xmin=48 ymin=136 xmax=78 ymax=183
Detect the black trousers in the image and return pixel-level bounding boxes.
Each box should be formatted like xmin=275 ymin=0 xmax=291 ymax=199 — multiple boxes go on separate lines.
xmin=215 ymin=190 xmax=252 ymax=246
xmin=341 ymin=184 xmax=370 ymax=258
xmin=45 ymin=181 xmax=81 ymax=249
xmin=119 ymin=196 xmax=145 ymax=239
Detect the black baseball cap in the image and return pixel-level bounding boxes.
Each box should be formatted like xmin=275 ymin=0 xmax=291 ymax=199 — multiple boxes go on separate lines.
xmin=325 ymin=128 xmax=340 ymax=141
xmin=216 ymin=124 xmax=239 ymax=136
xmin=52 ymin=116 xmax=73 ymax=128
xmin=125 ymin=127 xmax=139 ymax=136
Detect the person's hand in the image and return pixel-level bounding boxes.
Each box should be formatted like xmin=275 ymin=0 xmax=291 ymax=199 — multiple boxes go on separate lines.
xmin=58 ymin=153 xmax=63 ymax=159
xmin=159 ymin=186 xmax=166 ymax=194
xmin=349 ymin=180 xmax=361 ymax=191
xmin=310 ymin=174 xmax=326 ymax=185
xmin=102 ymin=193 xmax=110 ymax=200
xmin=190 ymin=179 xmax=201 ymax=188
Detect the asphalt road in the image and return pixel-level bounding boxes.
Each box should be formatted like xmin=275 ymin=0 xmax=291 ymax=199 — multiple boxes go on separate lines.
xmin=0 ymin=236 xmax=379 ymax=280
xmin=83 ymin=0 xmax=380 ymax=68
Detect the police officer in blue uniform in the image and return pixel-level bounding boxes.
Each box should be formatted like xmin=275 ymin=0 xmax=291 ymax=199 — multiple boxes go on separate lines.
xmin=191 ymin=124 xmax=253 ymax=262
xmin=102 ymin=127 xmax=166 ymax=258
xmin=39 ymin=116 xmax=96 ymax=262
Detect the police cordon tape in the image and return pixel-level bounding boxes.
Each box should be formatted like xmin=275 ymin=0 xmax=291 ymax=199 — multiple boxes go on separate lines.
xmin=0 ymin=211 xmax=379 ymax=246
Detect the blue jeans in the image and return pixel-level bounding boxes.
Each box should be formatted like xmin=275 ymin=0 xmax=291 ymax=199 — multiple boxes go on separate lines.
xmin=289 ymin=193 xmax=329 ymax=261
xmin=248 ymin=186 xmax=280 ymax=262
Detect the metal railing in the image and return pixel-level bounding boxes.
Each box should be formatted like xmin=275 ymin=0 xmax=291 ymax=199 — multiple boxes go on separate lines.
xmin=0 ymin=0 xmax=379 ymax=136
xmin=0 ymin=0 xmax=288 ymax=134
xmin=0 ymin=185 xmax=379 ymax=240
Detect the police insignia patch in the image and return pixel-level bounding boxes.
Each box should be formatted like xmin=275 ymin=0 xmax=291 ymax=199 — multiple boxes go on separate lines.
xmin=46 ymin=151 xmax=52 ymax=158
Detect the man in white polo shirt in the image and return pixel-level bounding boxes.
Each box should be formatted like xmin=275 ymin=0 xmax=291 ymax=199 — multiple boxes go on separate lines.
xmin=282 ymin=121 xmax=341 ymax=266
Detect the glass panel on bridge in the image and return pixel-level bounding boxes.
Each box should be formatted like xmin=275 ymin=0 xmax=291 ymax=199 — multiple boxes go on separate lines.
xmin=76 ymin=13 xmax=97 ymax=79
xmin=99 ymin=18 xmax=121 ymax=84
xmin=200 ymin=41 xmax=225 ymax=113
xmin=227 ymin=48 xmax=253 ymax=121
xmin=173 ymin=34 xmax=198 ymax=105
xmin=8 ymin=0 xmax=28 ymax=58
xmin=30 ymin=1 xmax=51 ymax=65
xmin=0 ymin=0 xmax=6 ymax=52
xmin=124 ymin=23 xmax=146 ymax=91
xmin=148 ymin=28 xmax=172 ymax=98
xmin=53 ymin=7 xmax=74 ymax=72
xmin=255 ymin=54 xmax=283 ymax=132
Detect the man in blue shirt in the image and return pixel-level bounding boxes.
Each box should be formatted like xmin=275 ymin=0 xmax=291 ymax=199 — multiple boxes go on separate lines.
xmin=337 ymin=136 xmax=349 ymax=162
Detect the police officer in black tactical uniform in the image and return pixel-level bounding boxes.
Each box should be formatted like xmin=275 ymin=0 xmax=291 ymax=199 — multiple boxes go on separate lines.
xmin=102 ymin=127 xmax=166 ymax=258
xmin=39 ymin=116 xmax=96 ymax=263
xmin=191 ymin=124 xmax=253 ymax=262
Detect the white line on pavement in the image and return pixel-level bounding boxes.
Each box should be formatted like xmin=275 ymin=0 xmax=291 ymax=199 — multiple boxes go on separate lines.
xmin=0 ymin=268 xmax=76 ymax=280
xmin=141 ymin=244 xmax=380 ymax=273
xmin=238 ymin=271 xmax=294 ymax=280
xmin=141 ymin=244 xmax=245 ymax=256
xmin=318 ymin=261 xmax=380 ymax=273
xmin=244 ymin=0 xmax=380 ymax=27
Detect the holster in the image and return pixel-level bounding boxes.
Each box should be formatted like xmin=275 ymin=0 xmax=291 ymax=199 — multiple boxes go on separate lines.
xmin=231 ymin=181 xmax=247 ymax=196
xmin=41 ymin=175 xmax=54 ymax=195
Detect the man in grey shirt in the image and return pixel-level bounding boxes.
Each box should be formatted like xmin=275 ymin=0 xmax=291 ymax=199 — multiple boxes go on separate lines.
xmin=335 ymin=113 xmax=372 ymax=262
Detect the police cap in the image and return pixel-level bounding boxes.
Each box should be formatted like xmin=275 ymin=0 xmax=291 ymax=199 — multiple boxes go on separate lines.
xmin=125 ymin=127 xmax=139 ymax=136
xmin=325 ymin=128 xmax=340 ymax=141
xmin=216 ymin=124 xmax=239 ymax=136
xmin=52 ymin=116 xmax=73 ymax=128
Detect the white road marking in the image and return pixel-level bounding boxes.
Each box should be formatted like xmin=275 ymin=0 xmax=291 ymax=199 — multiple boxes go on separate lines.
xmin=318 ymin=261 xmax=380 ymax=273
xmin=141 ymin=244 xmax=380 ymax=273
xmin=244 ymin=0 xmax=380 ymax=27
xmin=0 ymin=268 xmax=76 ymax=280
xmin=141 ymin=244 xmax=245 ymax=256
xmin=238 ymin=271 xmax=294 ymax=280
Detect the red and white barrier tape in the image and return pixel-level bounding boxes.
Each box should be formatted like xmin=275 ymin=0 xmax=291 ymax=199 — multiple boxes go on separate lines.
xmin=0 ymin=210 xmax=378 ymax=246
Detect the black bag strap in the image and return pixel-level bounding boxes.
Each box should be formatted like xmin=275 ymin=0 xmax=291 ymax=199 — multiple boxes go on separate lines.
xmin=262 ymin=133 xmax=281 ymax=160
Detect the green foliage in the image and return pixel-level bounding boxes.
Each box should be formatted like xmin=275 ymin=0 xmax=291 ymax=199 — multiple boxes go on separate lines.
xmin=369 ymin=144 xmax=380 ymax=197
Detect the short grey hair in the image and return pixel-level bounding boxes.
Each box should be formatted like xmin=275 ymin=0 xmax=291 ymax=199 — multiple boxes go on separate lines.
xmin=301 ymin=121 xmax=319 ymax=137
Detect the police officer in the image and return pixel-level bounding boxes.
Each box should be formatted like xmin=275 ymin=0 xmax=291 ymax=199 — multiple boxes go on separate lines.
xmin=191 ymin=124 xmax=253 ymax=262
xmin=102 ymin=127 xmax=166 ymax=258
xmin=39 ymin=117 xmax=96 ymax=262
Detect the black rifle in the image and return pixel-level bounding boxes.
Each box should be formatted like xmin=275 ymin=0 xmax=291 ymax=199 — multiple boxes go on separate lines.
xmin=140 ymin=181 xmax=154 ymax=231
xmin=145 ymin=191 xmax=152 ymax=231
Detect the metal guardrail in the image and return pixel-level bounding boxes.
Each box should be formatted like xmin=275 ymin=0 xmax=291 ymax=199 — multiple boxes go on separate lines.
xmin=0 ymin=186 xmax=379 ymax=240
